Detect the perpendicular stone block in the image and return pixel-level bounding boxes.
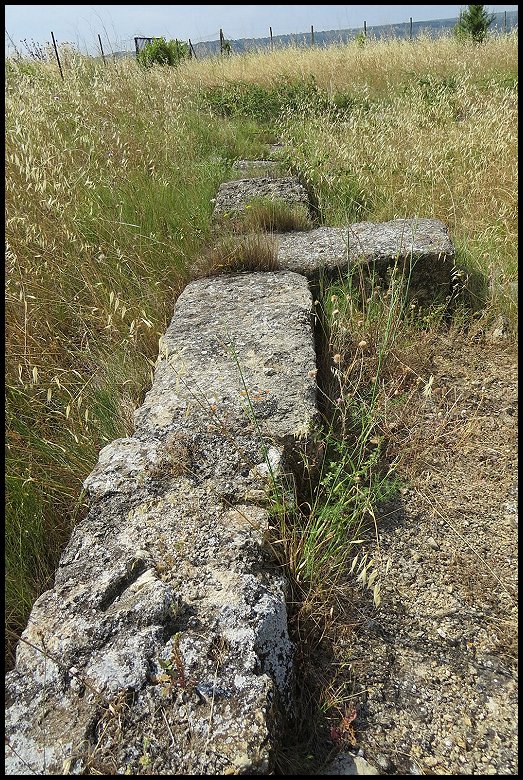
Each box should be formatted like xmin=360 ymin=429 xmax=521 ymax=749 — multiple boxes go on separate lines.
xmin=275 ymin=218 xmax=455 ymax=295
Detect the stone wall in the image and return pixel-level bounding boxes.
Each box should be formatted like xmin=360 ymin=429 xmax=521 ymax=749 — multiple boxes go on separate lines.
xmin=5 ymin=156 xmax=455 ymax=775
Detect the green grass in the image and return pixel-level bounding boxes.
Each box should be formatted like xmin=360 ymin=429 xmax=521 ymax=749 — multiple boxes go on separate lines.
xmin=270 ymin=259 xmax=415 ymax=591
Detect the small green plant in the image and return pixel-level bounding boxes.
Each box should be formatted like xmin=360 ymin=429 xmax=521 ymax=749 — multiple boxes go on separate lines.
xmin=287 ymin=432 xmax=399 ymax=588
xmin=355 ymin=31 xmax=367 ymax=48
xmin=138 ymin=737 xmax=151 ymax=769
xmin=153 ymin=634 xmax=196 ymax=697
xmin=454 ymin=5 xmax=495 ymax=43
xmin=137 ymin=37 xmax=189 ymax=68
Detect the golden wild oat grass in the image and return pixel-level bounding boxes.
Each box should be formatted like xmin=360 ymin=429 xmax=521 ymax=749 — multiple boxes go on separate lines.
xmin=174 ymin=31 xmax=516 ymax=94
xmin=5 ymin=52 xmax=265 ymax=660
xmin=5 ymin=32 xmax=517 ymax=665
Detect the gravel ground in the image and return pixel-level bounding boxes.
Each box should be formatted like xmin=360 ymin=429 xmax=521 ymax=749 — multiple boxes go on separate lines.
xmin=336 ymin=333 xmax=518 ymax=775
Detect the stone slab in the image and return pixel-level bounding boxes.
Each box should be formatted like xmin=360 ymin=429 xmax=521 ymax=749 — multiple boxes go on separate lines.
xmin=5 ymin=271 xmax=318 ymax=775
xmin=213 ymin=176 xmax=310 ymax=217
xmin=134 ymin=271 xmax=318 ymax=453
xmin=231 ymin=159 xmax=283 ymax=175
xmin=275 ymin=218 xmax=455 ymax=296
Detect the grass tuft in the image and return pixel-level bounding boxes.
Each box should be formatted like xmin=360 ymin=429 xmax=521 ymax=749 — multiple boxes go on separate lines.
xmin=195 ymin=233 xmax=279 ymax=277
xmin=217 ymin=196 xmax=314 ymax=233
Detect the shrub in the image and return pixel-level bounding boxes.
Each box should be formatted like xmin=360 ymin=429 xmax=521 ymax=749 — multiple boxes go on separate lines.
xmin=355 ymin=31 xmax=367 ymax=48
xmin=137 ymin=37 xmax=189 ymax=68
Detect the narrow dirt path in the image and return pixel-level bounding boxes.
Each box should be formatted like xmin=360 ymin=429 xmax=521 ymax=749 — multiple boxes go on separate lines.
xmin=344 ymin=332 xmax=518 ymax=775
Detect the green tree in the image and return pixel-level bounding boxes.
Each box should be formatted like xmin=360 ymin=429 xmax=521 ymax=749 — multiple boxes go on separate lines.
xmin=454 ymin=5 xmax=495 ymax=43
xmin=137 ymin=37 xmax=189 ymax=68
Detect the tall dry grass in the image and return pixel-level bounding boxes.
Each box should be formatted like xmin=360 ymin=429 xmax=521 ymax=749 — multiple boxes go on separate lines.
xmin=174 ymin=32 xmax=517 ymax=95
xmin=5 ymin=52 xmax=266 ymax=661
xmin=5 ymin=31 xmax=517 ymax=670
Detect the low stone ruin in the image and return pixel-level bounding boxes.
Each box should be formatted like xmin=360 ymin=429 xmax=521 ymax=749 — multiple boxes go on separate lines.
xmin=275 ymin=219 xmax=456 ymax=295
xmin=5 ymin=161 xmax=456 ymax=775
xmin=5 ymin=272 xmax=318 ymax=775
xmin=213 ymin=176 xmax=310 ymax=216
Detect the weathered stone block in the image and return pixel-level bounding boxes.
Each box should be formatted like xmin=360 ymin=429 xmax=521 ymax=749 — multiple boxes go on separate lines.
xmin=5 ymin=271 xmax=318 ymax=775
xmin=134 ymin=272 xmax=318 ymax=458
xmin=213 ymin=176 xmax=310 ymax=217
xmin=275 ymin=218 xmax=455 ymax=296
xmin=231 ymin=159 xmax=283 ymax=177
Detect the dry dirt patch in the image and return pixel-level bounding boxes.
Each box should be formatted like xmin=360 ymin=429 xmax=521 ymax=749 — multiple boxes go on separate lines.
xmin=335 ymin=332 xmax=518 ymax=775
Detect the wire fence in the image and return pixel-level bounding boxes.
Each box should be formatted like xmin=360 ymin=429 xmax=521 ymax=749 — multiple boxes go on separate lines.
xmin=5 ymin=10 xmax=518 ymax=67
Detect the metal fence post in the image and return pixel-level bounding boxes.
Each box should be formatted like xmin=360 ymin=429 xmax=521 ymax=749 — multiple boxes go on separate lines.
xmin=51 ymin=31 xmax=63 ymax=79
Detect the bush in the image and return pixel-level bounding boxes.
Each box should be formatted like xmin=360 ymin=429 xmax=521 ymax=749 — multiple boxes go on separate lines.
xmin=137 ymin=37 xmax=189 ymax=68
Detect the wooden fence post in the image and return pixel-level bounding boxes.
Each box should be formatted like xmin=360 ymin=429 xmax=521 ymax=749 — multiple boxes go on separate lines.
xmin=363 ymin=20 xmax=367 ymax=38
xmin=189 ymin=39 xmax=197 ymax=59
xmin=220 ymin=28 xmax=224 ymax=55
xmin=50 ymin=31 xmax=63 ymax=79
xmin=410 ymin=17 xmax=413 ymax=40
xmin=311 ymin=25 xmax=314 ymax=46
xmin=270 ymin=26 xmax=273 ymax=50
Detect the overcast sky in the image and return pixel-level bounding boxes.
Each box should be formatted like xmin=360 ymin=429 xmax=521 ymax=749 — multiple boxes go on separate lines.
xmin=5 ymin=4 xmax=518 ymax=55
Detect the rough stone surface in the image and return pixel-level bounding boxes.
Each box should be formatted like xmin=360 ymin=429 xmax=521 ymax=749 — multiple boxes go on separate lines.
xmin=134 ymin=272 xmax=318 ymax=458
xmin=213 ymin=176 xmax=310 ymax=217
xmin=231 ymin=159 xmax=283 ymax=177
xmin=5 ymin=271 xmax=318 ymax=775
xmin=275 ymin=219 xmax=455 ymax=296
xmin=323 ymin=753 xmax=381 ymax=775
